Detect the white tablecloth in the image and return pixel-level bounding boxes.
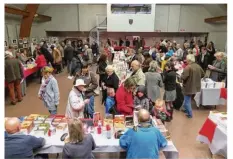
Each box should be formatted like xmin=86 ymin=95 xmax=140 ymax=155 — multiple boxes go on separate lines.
xmin=196 ymin=112 xmax=227 ymax=157
xmin=194 ymin=88 xmax=225 ymax=107
xmin=34 ymin=129 xmax=178 ymax=159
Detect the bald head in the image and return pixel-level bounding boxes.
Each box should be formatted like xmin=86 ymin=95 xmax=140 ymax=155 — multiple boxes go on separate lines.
xmin=131 ymin=60 xmax=140 ymax=72
xmin=5 ymin=117 xmax=21 ymax=134
xmin=138 ymin=109 xmax=150 ymax=123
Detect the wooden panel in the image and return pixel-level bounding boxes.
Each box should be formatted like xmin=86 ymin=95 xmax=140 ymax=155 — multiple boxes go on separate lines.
xmin=204 ymin=16 xmax=227 ymax=23
xmin=5 ymin=6 xmax=29 ymax=16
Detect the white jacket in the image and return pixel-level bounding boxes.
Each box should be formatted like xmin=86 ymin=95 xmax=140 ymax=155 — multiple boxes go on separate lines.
xmin=65 ymin=87 xmax=85 ymax=118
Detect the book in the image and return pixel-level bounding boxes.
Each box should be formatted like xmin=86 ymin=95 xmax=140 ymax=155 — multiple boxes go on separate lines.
xmin=104 ymin=114 xmax=114 ymax=128
xmin=125 ymin=115 xmax=134 ymax=128
xmin=34 ymin=115 xmax=48 ymax=125
xmin=133 ymin=111 xmax=139 ymax=126
xmin=114 ymin=115 xmax=125 ymax=129
xmin=34 ymin=123 xmax=50 ymax=136
xmin=93 ymin=112 xmax=101 ymax=127
xmin=20 ymin=121 xmax=34 ymax=134
xmin=28 ymin=114 xmax=40 ymax=120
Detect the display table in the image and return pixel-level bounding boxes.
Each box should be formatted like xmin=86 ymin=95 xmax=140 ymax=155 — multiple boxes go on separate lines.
xmin=194 ymin=80 xmax=227 ymax=108
xmin=113 ymin=46 xmax=150 ymax=51
xmin=27 ymin=118 xmax=178 ymax=159
xmin=196 ymin=111 xmax=227 ymax=157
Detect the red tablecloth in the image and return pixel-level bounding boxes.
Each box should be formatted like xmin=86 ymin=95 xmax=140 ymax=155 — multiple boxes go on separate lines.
xmin=113 ymin=46 xmax=150 ymax=50
xmin=5 ymin=67 xmax=38 ymax=87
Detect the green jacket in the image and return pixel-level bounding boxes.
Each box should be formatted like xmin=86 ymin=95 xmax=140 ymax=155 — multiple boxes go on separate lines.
xmin=5 ymin=58 xmax=24 ymax=83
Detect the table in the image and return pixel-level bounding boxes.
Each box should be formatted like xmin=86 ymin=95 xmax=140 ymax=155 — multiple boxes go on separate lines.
xmin=196 ymin=111 xmax=227 ymax=157
xmin=31 ymin=121 xmax=178 ymax=159
xmin=194 ymin=88 xmax=227 ymax=107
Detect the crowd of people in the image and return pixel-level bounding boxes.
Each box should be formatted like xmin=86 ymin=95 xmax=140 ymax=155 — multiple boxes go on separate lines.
xmin=5 ymin=37 xmax=227 ymax=159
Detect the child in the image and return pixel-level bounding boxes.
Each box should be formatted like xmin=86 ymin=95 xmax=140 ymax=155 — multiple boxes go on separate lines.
xmin=153 ymin=99 xmax=171 ymax=124
xmin=163 ymin=61 xmax=177 ymax=120
xmin=38 ymin=66 xmax=60 ymax=115
xmin=133 ymin=85 xmax=150 ymax=111
xmin=104 ymin=88 xmax=116 ymax=115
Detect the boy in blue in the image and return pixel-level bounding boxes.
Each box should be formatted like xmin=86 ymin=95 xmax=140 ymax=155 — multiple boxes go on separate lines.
xmin=104 ymin=88 xmax=115 ymax=115
xmin=120 ymin=109 xmax=167 ymax=159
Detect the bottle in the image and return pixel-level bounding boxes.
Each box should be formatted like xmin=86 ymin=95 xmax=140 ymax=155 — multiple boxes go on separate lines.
xmin=106 ymin=124 xmax=111 ymax=139
xmin=97 ymin=120 xmax=102 ymax=134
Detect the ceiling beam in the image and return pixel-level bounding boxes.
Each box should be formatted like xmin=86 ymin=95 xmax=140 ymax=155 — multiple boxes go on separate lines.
xmin=5 ymin=6 xmax=29 ymax=16
xmin=19 ymin=4 xmax=39 ymax=38
xmin=204 ymin=16 xmax=227 ymax=23
xmin=5 ymin=6 xmax=52 ymax=22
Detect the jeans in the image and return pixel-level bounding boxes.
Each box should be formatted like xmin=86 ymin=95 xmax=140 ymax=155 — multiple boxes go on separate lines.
xmin=49 ymin=106 xmax=57 ymax=115
xmin=87 ymin=96 xmax=95 ymax=118
xmin=67 ymin=60 xmax=72 ymax=73
xmin=183 ymin=95 xmax=192 ymax=117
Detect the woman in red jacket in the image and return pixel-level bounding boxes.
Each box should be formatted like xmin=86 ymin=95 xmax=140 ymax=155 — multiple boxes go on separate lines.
xmin=115 ymin=77 xmax=137 ymax=115
xmin=35 ymin=51 xmax=47 ymax=83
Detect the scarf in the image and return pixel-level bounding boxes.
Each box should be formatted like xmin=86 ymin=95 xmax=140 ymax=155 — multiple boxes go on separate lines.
xmin=40 ymin=75 xmax=53 ymax=100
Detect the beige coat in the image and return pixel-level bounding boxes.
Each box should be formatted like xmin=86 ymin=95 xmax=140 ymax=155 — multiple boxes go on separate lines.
xmin=52 ymin=48 xmax=62 ymax=63
xmin=131 ymin=68 xmax=146 ymax=86
xmin=181 ymin=62 xmax=205 ymax=95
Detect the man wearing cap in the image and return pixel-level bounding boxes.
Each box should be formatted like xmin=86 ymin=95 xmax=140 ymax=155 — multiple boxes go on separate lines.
xmin=65 ymin=79 xmax=90 ymax=118
xmin=5 ymin=51 xmax=24 ymax=105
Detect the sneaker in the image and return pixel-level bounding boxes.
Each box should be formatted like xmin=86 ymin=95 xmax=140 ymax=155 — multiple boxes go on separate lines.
xmin=67 ymin=76 xmax=73 ymax=80
xmin=186 ymin=114 xmax=192 ymax=118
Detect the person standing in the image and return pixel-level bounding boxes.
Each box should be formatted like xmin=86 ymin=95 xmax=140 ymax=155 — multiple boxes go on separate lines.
xmin=40 ymin=41 xmax=54 ymax=66
xmin=131 ymin=60 xmax=146 ymax=86
xmin=35 ymin=51 xmax=47 ymax=84
xmin=65 ymin=79 xmax=90 ymax=118
xmin=125 ymin=39 xmax=130 ymax=47
xmin=64 ymin=41 xmax=74 ymax=75
xmin=207 ymin=41 xmax=216 ymax=65
xmin=51 ymin=45 xmax=62 ymax=74
xmin=73 ymin=64 xmax=98 ymax=118
xmin=96 ymin=54 xmax=108 ymax=88
xmin=209 ymin=52 xmax=226 ymax=82
xmin=197 ymin=46 xmax=209 ymax=72
xmin=5 ymin=51 xmax=24 ymax=105
xmin=163 ymin=61 xmax=177 ymax=119
xmin=119 ymin=38 xmax=124 ymax=47
xmin=57 ymin=43 xmax=64 ymax=70
xmin=38 ymin=66 xmax=60 ymax=115
xmin=181 ymin=54 xmax=204 ymax=118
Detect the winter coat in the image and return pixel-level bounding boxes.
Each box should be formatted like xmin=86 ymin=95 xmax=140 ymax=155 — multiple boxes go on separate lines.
xmin=134 ymin=96 xmax=150 ymax=111
xmin=145 ymin=72 xmax=163 ymax=101
xmin=163 ymin=70 xmax=176 ymax=91
xmin=64 ymin=46 xmax=74 ymax=61
xmin=210 ymin=60 xmax=226 ymax=82
xmin=52 ymin=48 xmax=62 ymax=64
xmin=5 ymin=58 xmax=24 ymax=83
xmin=35 ymin=55 xmax=47 ymax=68
xmin=38 ymin=76 xmax=59 ymax=111
xmin=70 ymin=56 xmax=82 ymax=76
xmin=104 ymin=96 xmax=115 ymax=114
xmin=103 ymin=72 xmax=120 ymax=92
xmin=131 ymin=68 xmax=146 ymax=86
xmin=65 ymin=87 xmax=85 ymax=118
xmin=181 ymin=62 xmax=205 ymax=95
xmin=40 ymin=47 xmax=54 ymax=64
xmin=116 ymin=85 xmax=134 ymax=115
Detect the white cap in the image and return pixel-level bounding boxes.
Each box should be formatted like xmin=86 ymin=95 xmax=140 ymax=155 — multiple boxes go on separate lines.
xmin=5 ymin=51 xmax=13 ymax=58
xmin=74 ymin=79 xmax=86 ymax=87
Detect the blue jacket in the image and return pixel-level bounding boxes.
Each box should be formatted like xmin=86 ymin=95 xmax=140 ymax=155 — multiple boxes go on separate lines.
xmin=166 ymin=50 xmax=174 ymax=57
xmin=5 ymin=133 xmax=44 ymax=158
xmin=38 ymin=76 xmax=60 ymax=111
xmin=104 ymin=96 xmax=115 ymax=114
xmin=120 ymin=126 xmax=167 ymax=159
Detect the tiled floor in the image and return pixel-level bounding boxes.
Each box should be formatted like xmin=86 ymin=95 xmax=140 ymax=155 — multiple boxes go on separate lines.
xmin=5 ymin=66 xmax=226 ymax=159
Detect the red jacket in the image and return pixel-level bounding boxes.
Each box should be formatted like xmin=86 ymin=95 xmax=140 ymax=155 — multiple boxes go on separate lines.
xmin=115 ymin=85 xmax=134 ymax=115
xmin=35 ymin=55 xmax=47 ymax=68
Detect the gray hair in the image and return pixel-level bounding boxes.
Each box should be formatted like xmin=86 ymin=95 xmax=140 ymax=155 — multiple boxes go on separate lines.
xmin=148 ymin=61 xmax=158 ymax=72
xmin=186 ymin=54 xmax=195 ymax=63
xmin=105 ymin=65 xmax=114 ymax=72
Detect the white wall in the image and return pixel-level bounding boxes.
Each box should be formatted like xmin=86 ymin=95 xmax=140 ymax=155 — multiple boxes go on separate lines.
xmin=5 ymin=18 xmax=39 ymax=44
xmin=107 ymin=4 xmax=156 ymax=32
xmin=79 ymin=4 xmax=107 ymax=31
xmin=37 ymin=4 xmax=79 ymax=35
